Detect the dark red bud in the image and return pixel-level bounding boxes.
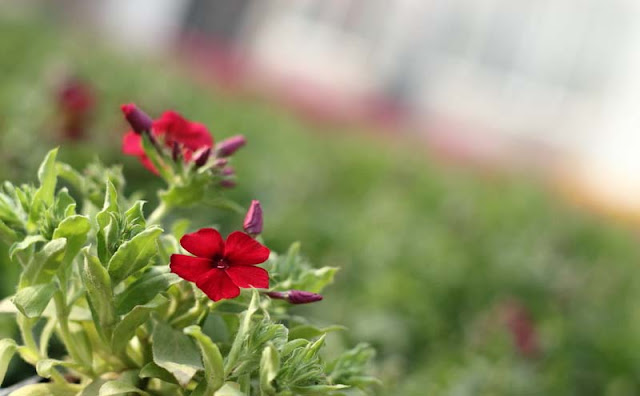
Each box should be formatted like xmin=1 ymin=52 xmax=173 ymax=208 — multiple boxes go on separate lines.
xmin=243 ymin=200 xmax=263 ymax=236
xmin=172 ymin=142 xmax=181 ymax=162
xmin=216 ymin=135 xmax=246 ymax=157
xmin=266 ymin=290 xmax=323 ymax=304
xmin=194 ymin=147 xmax=211 ymax=167
xmin=213 ymin=158 xmax=228 ymax=168
xmin=121 ymin=103 xmax=152 ymax=134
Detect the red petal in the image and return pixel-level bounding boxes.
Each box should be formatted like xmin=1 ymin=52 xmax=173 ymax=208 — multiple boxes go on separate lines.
xmin=226 ymin=266 xmax=269 ymax=289
xmin=180 ymin=228 xmax=225 ymax=259
xmin=122 ymin=131 xmax=144 ymax=156
xmin=170 ymin=254 xmax=212 ymax=282
xmin=153 ymin=111 xmax=213 ymax=153
xmin=224 ymin=231 xmax=270 ymax=266
xmin=196 ymin=269 xmax=240 ymax=301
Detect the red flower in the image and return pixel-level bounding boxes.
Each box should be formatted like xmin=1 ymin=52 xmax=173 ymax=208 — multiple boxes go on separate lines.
xmin=170 ymin=228 xmax=270 ymax=301
xmin=122 ymin=109 xmax=213 ymax=173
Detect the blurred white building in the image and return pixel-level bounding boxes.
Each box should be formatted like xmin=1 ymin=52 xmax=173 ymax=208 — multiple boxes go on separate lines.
xmin=45 ymin=0 xmax=640 ymax=213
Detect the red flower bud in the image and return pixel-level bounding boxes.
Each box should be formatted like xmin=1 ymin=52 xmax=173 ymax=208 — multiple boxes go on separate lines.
xmin=216 ymin=135 xmax=246 ymax=157
xmin=266 ymin=290 xmax=323 ymax=304
xmin=171 ymin=142 xmax=181 ymax=162
xmin=121 ymin=103 xmax=152 ymax=134
xmin=194 ymin=147 xmax=211 ymax=167
xmin=243 ymin=200 xmax=263 ymax=236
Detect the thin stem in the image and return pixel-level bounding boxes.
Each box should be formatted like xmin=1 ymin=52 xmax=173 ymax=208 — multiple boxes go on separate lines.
xmin=16 ymin=314 xmax=39 ymax=364
xmin=239 ymin=373 xmax=251 ymax=394
xmin=54 ymin=291 xmax=93 ymax=373
xmin=147 ymin=201 xmax=169 ymax=225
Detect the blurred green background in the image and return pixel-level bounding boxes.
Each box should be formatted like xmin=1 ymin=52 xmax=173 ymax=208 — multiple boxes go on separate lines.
xmin=3 ymin=15 xmax=640 ymax=396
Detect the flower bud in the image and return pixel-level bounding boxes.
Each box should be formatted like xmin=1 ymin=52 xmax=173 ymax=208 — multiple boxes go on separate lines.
xmin=243 ymin=200 xmax=263 ymax=236
xmin=193 ymin=147 xmax=211 ymax=167
xmin=121 ymin=103 xmax=152 ymax=134
xmin=219 ymin=179 xmax=236 ymax=189
xmin=213 ymin=158 xmax=228 ymax=168
xmin=221 ymin=166 xmax=235 ymax=176
xmin=171 ymin=142 xmax=181 ymax=162
xmin=266 ymin=290 xmax=323 ymax=305
xmin=215 ymin=135 xmax=246 ymax=157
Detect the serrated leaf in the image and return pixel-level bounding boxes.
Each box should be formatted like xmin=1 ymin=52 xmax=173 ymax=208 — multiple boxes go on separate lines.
xmin=184 ymin=325 xmax=224 ymax=394
xmin=12 ymin=283 xmax=57 ymax=318
xmin=139 ymin=362 xmax=179 ymax=385
xmin=289 ymin=325 xmax=347 ymax=341
xmin=0 ymin=339 xmax=17 ymax=385
xmin=260 ymin=344 xmax=280 ymax=395
xmin=111 ymin=295 xmax=167 ymax=355
xmin=81 ymin=249 xmax=116 ymax=340
xmin=108 ymin=226 xmax=162 ymax=284
xmin=115 ymin=266 xmax=181 ymax=315
xmin=152 ymin=321 xmax=203 ymax=387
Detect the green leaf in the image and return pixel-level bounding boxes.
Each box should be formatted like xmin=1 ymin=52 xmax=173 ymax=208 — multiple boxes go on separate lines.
xmin=99 ymin=370 xmax=149 ymax=396
xmin=139 ymin=362 xmax=179 ymax=385
xmin=0 ymin=339 xmax=17 ymax=385
xmin=29 ymin=148 xmax=59 ymax=224
xmin=81 ymin=249 xmax=117 ymax=340
xmin=225 ymin=289 xmax=260 ymax=376
xmin=35 ymin=358 xmax=83 ymax=379
xmin=8 ymin=383 xmax=80 ymax=396
xmin=19 ymin=238 xmax=67 ymax=287
xmin=260 ymin=344 xmax=280 ymax=396
xmin=12 ymin=283 xmax=57 ymax=318
xmin=96 ymin=181 xmax=120 ymax=264
xmin=52 ymin=215 xmax=91 ymax=268
xmin=326 ymin=343 xmax=379 ymax=388
xmin=214 ymin=382 xmax=244 ymax=396
xmin=284 ymin=267 xmax=339 ymax=294
xmin=108 ymin=226 xmax=163 ymax=284
xmin=125 ymin=201 xmax=146 ymax=228
xmin=115 ymin=266 xmax=181 ymax=315
xmin=111 ymin=295 xmax=168 ymax=355
xmin=56 ymin=162 xmax=85 ymax=193
xmin=53 ymin=188 xmax=76 ymax=218
xmin=9 ymin=235 xmax=46 ymax=262
xmin=152 ymin=321 xmax=204 ymax=387
xmin=184 ymin=325 xmax=224 ymax=394
xmin=79 ymin=378 xmax=108 ymax=396
xmin=289 ymin=325 xmax=347 ymax=341
xmin=0 ymin=218 xmax=19 ymax=243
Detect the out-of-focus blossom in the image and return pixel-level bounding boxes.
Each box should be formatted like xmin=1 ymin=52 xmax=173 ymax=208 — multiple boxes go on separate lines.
xmin=57 ymin=77 xmax=95 ymax=140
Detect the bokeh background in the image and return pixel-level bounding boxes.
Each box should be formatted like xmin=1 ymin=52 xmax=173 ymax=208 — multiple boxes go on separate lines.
xmin=3 ymin=1 xmax=640 ymax=394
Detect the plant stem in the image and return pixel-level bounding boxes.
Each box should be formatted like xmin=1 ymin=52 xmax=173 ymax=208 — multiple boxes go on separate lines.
xmin=54 ymin=291 xmax=93 ymax=373
xmin=16 ymin=314 xmax=39 ymax=364
xmin=147 ymin=201 xmax=169 ymax=225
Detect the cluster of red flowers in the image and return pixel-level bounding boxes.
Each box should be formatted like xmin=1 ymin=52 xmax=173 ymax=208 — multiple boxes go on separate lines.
xmin=121 ymin=105 xmax=323 ymax=303
xmin=56 ymin=77 xmax=95 ymax=140
xmin=121 ymin=103 xmax=244 ymax=178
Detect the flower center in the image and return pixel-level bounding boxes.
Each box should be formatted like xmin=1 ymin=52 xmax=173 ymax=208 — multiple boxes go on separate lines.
xmin=215 ymin=258 xmax=229 ymax=269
